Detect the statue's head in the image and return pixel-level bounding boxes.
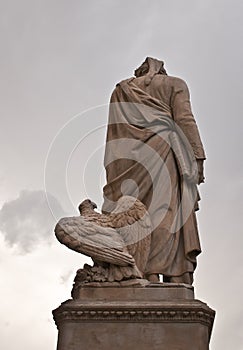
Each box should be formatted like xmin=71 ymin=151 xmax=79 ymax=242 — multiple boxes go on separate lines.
xmin=134 ymin=57 xmax=167 ymax=85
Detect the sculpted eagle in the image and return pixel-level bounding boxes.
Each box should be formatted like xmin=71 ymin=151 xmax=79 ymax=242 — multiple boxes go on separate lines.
xmin=55 ymin=196 xmax=152 ymax=282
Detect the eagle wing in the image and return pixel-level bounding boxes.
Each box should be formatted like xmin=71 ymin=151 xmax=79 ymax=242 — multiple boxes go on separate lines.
xmin=55 ymin=216 xmax=135 ymax=267
xmin=112 ymin=197 xmax=152 ymax=274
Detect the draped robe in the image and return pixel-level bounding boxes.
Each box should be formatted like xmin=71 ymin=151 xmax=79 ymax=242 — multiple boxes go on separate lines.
xmin=102 ymin=74 xmax=206 ymax=278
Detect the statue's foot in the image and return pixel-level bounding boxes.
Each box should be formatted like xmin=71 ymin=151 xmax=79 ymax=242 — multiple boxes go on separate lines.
xmin=146 ymin=273 xmax=160 ymax=282
xmin=163 ymin=272 xmax=193 ymax=285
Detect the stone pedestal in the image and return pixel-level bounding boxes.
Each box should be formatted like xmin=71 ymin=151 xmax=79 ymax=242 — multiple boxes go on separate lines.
xmin=53 ymin=283 xmax=215 ymax=350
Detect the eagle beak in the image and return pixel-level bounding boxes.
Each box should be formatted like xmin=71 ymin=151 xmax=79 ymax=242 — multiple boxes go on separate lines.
xmin=91 ymin=201 xmax=97 ymax=209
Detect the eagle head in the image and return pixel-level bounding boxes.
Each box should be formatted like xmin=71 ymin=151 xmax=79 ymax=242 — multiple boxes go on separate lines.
xmin=78 ymin=199 xmax=97 ymax=215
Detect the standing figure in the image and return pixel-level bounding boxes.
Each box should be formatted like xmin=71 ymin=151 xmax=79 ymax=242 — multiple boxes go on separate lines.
xmin=102 ymin=57 xmax=206 ymax=284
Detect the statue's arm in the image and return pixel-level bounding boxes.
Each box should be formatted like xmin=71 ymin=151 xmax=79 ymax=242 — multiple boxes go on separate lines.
xmin=170 ymin=78 xmax=206 ymax=184
xmin=170 ymin=78 xmax=205 ymax=184
xmin=170 ymin=78 xmax=206 ymax=161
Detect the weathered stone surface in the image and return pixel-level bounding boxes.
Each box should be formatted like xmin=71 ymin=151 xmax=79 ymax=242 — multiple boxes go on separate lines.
xmin=72 ymin=278 xmax=150 ymax=298
xmin=53 ymin=285 xmax=215 ymax=350
xmin=72 ymin=282 xmax=194 ymax=300
xmin=102 ymin=57 xmax=206 ymax=284
xmin=55 ymin=196 xmax=152 ymax=283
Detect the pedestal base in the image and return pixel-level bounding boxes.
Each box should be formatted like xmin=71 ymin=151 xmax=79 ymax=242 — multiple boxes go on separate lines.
xmin=53 ymin=283 xmax=215 ymax=350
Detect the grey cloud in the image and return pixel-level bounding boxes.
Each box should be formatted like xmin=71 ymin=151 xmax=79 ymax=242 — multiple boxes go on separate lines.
xmin=0 ymin=190 xmax=65 ymax=253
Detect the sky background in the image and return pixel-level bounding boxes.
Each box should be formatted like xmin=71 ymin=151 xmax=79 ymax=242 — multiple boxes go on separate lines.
xmin=0 ymin=0 xmax=243 ymax=349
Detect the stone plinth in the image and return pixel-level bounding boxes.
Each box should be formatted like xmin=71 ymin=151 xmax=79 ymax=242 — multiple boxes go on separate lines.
xmin=53 ymin=283 xmax=215 ymax=350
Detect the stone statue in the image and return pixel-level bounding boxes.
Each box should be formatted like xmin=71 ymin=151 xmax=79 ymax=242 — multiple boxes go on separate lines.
xmin=102 ymin=57 xmax=206 ymax=285
xmin=55 ymin=196 xmax=152 ymax=288
xmin=55 ymin=57 xmax=206 ymax=287
xmin=53 ymin=59 xmax=216 ymax=350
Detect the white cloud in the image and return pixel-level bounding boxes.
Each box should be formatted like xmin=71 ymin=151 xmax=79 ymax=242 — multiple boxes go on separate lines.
xmin=0 ymin=190 xmax=65 ymax=253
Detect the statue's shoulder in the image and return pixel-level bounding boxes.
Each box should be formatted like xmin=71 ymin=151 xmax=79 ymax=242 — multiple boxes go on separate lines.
xmin=154 ymin=75 xmax=188 ymax=88
xmin=115 ymin=77 xmax=134 ymax=87
xmin=152 ymin=75 xmax=189 ymax=96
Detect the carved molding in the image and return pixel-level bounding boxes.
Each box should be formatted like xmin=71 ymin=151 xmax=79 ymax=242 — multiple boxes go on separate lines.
xmin=53 ymin=301 xmax=215 ymax=336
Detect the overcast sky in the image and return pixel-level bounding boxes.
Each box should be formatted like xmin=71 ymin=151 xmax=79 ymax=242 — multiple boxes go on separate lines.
xmin=1 ymin=1 xmax=243 ymax=349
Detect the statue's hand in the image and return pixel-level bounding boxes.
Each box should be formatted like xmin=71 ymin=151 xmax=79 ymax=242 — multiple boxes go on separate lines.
xmin=197 ymin=159 xmax=205 ymax=184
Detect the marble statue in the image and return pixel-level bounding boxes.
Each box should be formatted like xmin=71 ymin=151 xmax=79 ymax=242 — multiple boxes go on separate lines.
xmin=55 ymin=57 xmax=206 ymax=286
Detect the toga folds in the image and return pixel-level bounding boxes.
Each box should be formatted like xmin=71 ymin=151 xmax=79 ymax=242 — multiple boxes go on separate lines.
xmin=102 ymin=73 xmax=206 ymax=280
